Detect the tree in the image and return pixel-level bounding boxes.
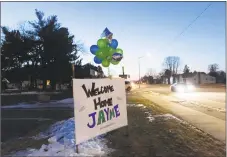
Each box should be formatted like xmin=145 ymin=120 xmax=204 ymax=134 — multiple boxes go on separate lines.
xmin=97 ymin=66 xmax=104 ymax=78
xmin=208 ymin=64 xmax=219 ymax=73
xmin=1 ymin=27 xmax=32 ymax=83
xmin=183 ymin=65 xmax=190 ymax=74
xmin=28 ymin=9 xmax=82 ymax=89
xmin=163 ymin=56 xmax=180 ymax=84
xmin=208 ymin=64 xmax=219 ymax=79
xmin=147 ymin=68 xmax=157 ymax=78
xmin=1 ymin=9 xmax=83 ymax=91
xmin=216 ymin=71 xmax=226 ymax=83
xmin=164 ymin=69 xmax=171 ymax=84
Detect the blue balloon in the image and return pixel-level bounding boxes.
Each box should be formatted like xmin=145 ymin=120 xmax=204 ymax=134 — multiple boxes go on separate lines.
xmin=109 ymin=39 xmax=118 ymax=49
xmin=90 ymin=45 xmax=99 ymax=55
xmin=94 ymin=56 xmax=102 ymax=64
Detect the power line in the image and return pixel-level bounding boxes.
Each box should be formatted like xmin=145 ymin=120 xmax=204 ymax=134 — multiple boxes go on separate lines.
xmin=173 ymin=2 xmax=212 ymax=41
xmin=157 ymin=2 xmax=213 ymax=52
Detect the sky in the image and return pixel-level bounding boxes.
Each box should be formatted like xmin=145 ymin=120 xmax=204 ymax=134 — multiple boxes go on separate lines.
xmin=1 ymin=2 xmax=226 ymax=80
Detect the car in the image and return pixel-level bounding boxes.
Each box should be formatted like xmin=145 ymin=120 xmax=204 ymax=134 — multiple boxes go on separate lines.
xmin=125 ymin=80 xmax=132 ymax=92
xmin=170 ymin=83 xmax=195 ymax=93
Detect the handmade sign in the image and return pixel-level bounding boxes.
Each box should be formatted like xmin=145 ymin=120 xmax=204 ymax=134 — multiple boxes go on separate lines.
xmin=73 ymin=78 xmax=128 ymax=144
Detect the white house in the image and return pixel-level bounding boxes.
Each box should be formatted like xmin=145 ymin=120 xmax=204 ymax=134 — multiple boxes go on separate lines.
xmin=176 ymin=72 xmax=216 ymax=84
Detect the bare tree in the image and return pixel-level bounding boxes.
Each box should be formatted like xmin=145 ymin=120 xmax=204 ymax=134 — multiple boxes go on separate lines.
xmin=163 ymin=56 xmax=180 ymax=84
xmin=208 ymin=64 xmax=219 ymax=73
xmin=146 ymin=68 xmax=157 ymax=78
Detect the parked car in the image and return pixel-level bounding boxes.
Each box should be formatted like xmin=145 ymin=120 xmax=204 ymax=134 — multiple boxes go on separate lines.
xmin=125 ymin=81 xmax=132 ymax=92
xmin=170 ymin=83 xmax=195 ymax=93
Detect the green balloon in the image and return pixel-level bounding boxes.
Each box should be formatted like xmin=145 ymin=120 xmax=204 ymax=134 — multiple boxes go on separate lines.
xmin=109 ymin=47 xmax=115 ymax=56
xmin=101 ymin=47 xmax=110 ymax=53
xmin=106 ymin=56 xmax=112 ymax=61
xmin=97 ymin=39 xmax=108 ymax=49
xmin=102 ymin=60 xmax=110 ymax=67
xmin=104 ymin=38 xmax=109 ymax=45
xmin=116 ymin=48 xmax=123 ymax=54
xmin=111 ymin=60 xmax=119 ymax=65
xmin=96 ymin=50 xmax=105 ymax=60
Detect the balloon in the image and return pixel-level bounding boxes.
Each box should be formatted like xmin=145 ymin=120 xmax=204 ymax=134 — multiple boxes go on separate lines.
xmin=108 ymin=47 xmax=115 ymax=56
xmin=116 ymin=48 xmax=123 ymax=54
xmin=97 ymin=39 xmax=108 ymax=49
xmin=106 ymin=56 xmax=112 ymax=61
xmin=102 ymin=60 xmax=110 ymax=67
xmin=102 ymin=47 xmax=113 ymax=57
xmin=98 ymin=47 xmax=110 ymax=60
xmin=104 ymin=38 xmax=109 ymax=44
xmin=94 ymin=56 xmax=102 ymax=64
xmin=90 ymin=45 xmax=99 ymax=55
xmin=100 ymin=47 xmax=110 ymax=54
xmin=112 ymin=53 xmax=123 ymax=62
xmin=109 ymin=39 xmax=118 ymax=49
xmin=95 ymin=50 xmax=105 ymax=60
xmin=111 ymin=60 xmax=119 ymax=65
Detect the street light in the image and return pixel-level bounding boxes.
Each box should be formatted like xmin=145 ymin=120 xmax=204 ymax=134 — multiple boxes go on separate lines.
xmin=138 ymin=53 xmax=151 ymax=88
xmin=138 ymin=56 xmax=144 ymax=89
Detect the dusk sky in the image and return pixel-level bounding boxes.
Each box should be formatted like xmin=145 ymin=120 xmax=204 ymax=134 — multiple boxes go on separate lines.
xmin=1 ymin=2 xmax=226 ymax=80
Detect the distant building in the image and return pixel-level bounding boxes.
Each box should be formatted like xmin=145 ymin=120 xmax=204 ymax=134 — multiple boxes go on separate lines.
xmin=74 ymin=63 xmax=104 ymax=79
xmin=161 ymin=72 xmax=216 ymax=84
xmin=176 ymin=72 xmax=216 ymax=84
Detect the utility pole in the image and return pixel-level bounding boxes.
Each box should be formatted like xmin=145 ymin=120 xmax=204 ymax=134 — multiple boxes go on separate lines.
xmin=122 ymin=66 xmax=125 ymax=75
xmin=138 ymin=60 xmax=141 ymax=88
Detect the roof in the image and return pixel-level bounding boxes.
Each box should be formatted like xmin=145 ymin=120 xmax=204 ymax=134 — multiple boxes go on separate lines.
xmin=82 ymin=63 xmax=98 ymax=71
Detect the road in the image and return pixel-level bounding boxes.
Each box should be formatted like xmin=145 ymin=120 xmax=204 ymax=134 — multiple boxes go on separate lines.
xmin=1 ymin=101 xmax=74 ymax=142
xmin=132 ymin=84 xmax=226 ymax=142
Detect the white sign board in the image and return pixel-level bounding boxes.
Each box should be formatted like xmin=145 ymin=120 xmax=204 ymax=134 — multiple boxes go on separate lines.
xmin=73 ymin=78 xmax=128 ymax=144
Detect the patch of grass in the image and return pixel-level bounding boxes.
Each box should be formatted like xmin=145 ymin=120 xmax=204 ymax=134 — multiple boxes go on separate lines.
xmin=127 ymin=95 xmax=170 ymax=115
xmin=106 ymin=95 xmax=226 ymax=157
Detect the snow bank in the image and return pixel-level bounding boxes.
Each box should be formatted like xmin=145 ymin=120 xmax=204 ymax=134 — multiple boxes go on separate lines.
xmin=15 ymin=118 xmax=112 ymax=157
xmin=54 ymin=98 xmax=74 ymax=104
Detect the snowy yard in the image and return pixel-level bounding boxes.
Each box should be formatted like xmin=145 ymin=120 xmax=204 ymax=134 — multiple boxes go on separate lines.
xmin=12 ymin=118 xmax=112 ymax=157
xmin=2 ymin=97 xmax=226 ymax=157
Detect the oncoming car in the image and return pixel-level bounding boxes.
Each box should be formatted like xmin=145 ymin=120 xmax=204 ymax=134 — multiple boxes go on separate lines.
xmin=170 ymin=83 xmax=195 ymax=93
xmin=125 ymin=81 xmax=132 ymax=92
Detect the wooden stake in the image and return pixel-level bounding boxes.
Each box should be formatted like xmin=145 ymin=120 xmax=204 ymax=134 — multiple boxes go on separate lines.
xmin=75 ymin=144 xmax=79 ymax=153
xmin=124 ymin=125 xmax=129 ymax=137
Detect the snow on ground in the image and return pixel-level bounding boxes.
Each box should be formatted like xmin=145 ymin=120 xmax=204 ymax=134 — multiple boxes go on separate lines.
xmin=127 ymin=104 xmax=155 ymax=122
xmin=54 ymin=98 xmax=74 ymax=104
xmin=127 ymin=104 xmax=202 ymax=132
xmin=13 ymin=118 xmax=112 ymax=157
xmin=129 ymin=103 xmax=183 ymax=123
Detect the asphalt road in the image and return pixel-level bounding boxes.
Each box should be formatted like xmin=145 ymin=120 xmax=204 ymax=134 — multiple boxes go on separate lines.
xmin=133 ymin=84 xmax=226 ymax=117
xmin=1 ymin=106 xmax=74 ymax=142
xmin=132 ymin=84 xmax=226 ymax=142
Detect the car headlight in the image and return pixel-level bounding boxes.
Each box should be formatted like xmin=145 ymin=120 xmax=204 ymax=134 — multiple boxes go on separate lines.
xmin=176 ymin=86 xmax=184 ymax=92
xmin=187 ymin=85 xmax=195 ymax=91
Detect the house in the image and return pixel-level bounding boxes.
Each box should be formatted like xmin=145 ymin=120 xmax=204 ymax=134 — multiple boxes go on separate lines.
xmin=176 ymin=72 xmax=216 ymax=84
xmin=74 ymin=63 xmax=104 ymax=79
xmin=161 ymin=76 xmax=174 ymax=84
